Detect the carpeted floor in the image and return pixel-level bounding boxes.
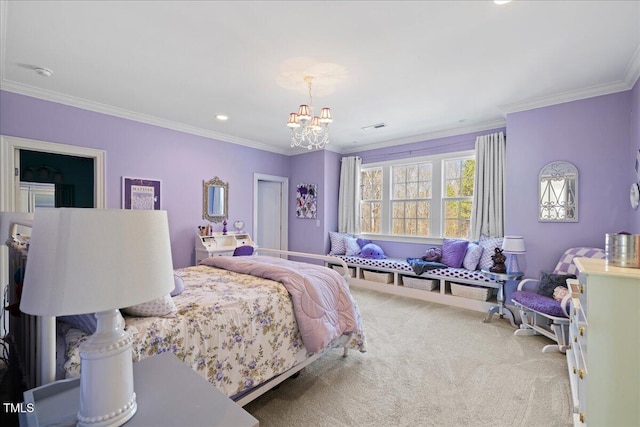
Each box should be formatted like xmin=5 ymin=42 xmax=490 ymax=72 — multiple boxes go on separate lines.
xmin=245 ymin=287 xmax=572 ymax=427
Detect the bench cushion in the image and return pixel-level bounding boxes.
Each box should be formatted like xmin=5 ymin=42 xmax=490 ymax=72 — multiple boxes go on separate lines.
xmin=333 ymin=255 xmax=495 ymax=283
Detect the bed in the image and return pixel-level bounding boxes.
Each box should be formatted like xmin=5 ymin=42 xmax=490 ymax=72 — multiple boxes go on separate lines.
xmin=12 ymin=244 xmax=367 ymax=405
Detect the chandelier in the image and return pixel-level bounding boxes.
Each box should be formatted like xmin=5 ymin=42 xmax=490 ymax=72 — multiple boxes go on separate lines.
xmin=286 ymin=76 xmax=333 ymax=150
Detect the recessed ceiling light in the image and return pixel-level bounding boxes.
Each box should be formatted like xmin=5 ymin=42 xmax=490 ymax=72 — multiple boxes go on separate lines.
xmin=215 ymin=114 xmax=229 ymax=121
xmin=494 ymin=0 xmax=512 ymax=5
xmin=33 ymin=67 xmax=53 ymax=77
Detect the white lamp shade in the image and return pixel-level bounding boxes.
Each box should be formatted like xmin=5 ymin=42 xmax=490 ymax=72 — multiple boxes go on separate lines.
xmin=502 ymin=235 xmax=526 ymax=254
xmin=297 ymin=105 xmax=311 ymax=121
xmin=20 ymin=208 xmax=174 ymax=316
xmin=319 ymin=107 xmax=333 ymax=123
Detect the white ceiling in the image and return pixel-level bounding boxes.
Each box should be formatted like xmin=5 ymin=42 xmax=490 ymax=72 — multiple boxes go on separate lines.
xmin=1 ymin=1 xmax=639 ymax=155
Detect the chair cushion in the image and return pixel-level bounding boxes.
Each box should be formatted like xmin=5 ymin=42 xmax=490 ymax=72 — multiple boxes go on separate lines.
xmin=512 ymin=290 xmax=568 ymax=318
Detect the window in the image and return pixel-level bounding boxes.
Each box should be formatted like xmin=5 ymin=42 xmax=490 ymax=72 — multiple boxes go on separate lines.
xmin=443 ymin=158 xmax=475 ymax=238
xmin=391 ymin=163 xmax=432 ymax=236
xmin=360 ymin=168 xmax=382 ymax=233
xmin=360 ymin=151 xmax=475 ymax=240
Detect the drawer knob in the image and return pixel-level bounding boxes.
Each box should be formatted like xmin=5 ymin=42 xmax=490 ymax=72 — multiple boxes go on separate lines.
xmin=574 ymin=336 xmax=577 ymax=342
xmin=579 ymin=284 xmax=584 ymax=293
xmin=579 ymin=412 xmax=585 ymax=423
xmin=578 ymin=369 xmax=584 ymax=379
xmin=579 ymin=327 xmax=584 ymax=336
xmin=572 ymin=366 xmax=576 ymax=374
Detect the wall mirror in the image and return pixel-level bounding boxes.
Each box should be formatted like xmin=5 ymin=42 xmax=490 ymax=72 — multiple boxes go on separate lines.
xmin=203 ymin=177 xmax=228 ymax=223
xmin=538 ymin=161 xmax=578 ymax=222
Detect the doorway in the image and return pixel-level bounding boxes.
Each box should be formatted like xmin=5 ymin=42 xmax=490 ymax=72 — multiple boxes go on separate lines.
xmin=254 ymin=173 xmax=288 ymax=253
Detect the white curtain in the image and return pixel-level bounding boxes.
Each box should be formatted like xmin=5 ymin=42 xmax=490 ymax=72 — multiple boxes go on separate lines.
xmin=471 ymin=132 xmax=505 ymax=240
xmin=338 ymin=156 xmax=361 ymax=234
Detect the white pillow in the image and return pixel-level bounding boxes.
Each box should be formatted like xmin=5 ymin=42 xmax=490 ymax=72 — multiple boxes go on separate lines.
xmin=344 ymin=236 xmax=361 ymax=256
xmin=122 ymin=294 xmax=177 ymax=317
xmin=329 ymin=231 xmax=353 ymax=255
xmin=478 ymin=235 xmax=504 ymax=270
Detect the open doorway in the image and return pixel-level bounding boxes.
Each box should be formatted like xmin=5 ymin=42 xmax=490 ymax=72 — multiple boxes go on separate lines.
xmin=19 ymin=149 xmax=95 ymax=210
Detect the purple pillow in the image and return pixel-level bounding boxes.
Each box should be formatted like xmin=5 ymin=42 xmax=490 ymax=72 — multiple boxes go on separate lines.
xmin=422 ymin=247 xmax=442 ymax=262
xmin=233 ymin=245 xmax=254 ymax=256
xmin=440 ymin=239 xmax=469 ymax=268
xmin=356 ymin=238 xmax=372 ymax=249
xmin=361 ymin=243 xmax=386 ymax=259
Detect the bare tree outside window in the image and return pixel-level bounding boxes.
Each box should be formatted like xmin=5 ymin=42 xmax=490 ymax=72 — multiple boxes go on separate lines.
xmin=443 ymin=158 xmax=475 ymax=238
xmin=360 ymin=168 xmax=382 ymax=233
xmin=391 ymin=163 xmax=432 ymax=236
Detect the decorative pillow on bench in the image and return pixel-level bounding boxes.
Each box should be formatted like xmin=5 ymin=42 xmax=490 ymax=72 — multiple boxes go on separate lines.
xmin=441 ymin=239 xmax=468 ymax=268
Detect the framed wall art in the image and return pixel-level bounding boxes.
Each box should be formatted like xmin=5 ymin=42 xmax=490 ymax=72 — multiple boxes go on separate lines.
xmin=122 ymin=177 xmax=161 ymax=210
xmin=296 ymin=183 xmax=317 ymax=219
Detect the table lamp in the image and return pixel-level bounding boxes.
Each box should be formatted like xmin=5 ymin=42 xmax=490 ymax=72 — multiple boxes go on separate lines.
xmin=20 ymin=208 xmax=174 ymax=427
xmin=501 ymin=235 xmax=526 ymax=273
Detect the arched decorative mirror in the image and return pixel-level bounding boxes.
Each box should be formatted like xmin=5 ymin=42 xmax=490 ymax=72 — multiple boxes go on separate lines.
xmin=539 ymin=161 xmax=578 ymax=222
xmin=203 ymin=177 xmax=228 ymax=223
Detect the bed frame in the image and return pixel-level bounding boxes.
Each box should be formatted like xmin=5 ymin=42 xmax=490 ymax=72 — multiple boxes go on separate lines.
xmin=3 ymin=225 xmax=352 ymax=405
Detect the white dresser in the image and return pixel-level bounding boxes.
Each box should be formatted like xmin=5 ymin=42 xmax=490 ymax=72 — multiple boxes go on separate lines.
xmin=567 ymin=257 xmax=639 ymax=426
xmin=195 ymin=231 xmax=256 ymax=263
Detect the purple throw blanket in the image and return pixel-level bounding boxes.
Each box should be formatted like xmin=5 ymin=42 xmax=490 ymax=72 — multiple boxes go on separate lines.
xmin=200 ymin=256 xmax=358 ymax=352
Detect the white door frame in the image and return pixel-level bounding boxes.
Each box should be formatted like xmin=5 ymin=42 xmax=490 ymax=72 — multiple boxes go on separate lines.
xmin=253 ymin=173 xmax=288 ymax=251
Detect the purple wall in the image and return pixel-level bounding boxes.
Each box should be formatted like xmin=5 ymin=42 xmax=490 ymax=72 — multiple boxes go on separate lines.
xmin=505 ymin=91 xmax=633 ymax=278
xmin=287 ymin=149 xmax=342 ymax=261
xmin=631 ymin=78 xmax=640 ymax=232
xmin=0 ymin=91 xmax=290 ymax=268
xmin=288 ymin=150 xmax=326 ymax=256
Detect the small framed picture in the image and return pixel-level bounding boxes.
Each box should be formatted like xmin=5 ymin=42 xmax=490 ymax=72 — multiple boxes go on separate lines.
xmin=122 ymin=177 xmax=161 ymax=210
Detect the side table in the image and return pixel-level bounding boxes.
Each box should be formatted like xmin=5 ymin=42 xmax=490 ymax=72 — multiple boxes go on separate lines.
xmin=20 ymin=352 xmax=259 ymax=427
xmin=481 ymin=269 xmax=522 ymax=328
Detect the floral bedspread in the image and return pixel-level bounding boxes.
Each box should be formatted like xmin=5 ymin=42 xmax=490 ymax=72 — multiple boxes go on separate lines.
xmin=62 ymin=264 xmax=367 ymax=397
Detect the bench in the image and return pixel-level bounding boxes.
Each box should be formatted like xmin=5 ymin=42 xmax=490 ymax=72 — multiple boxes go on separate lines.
xmin=326 ymin=255 xmax=501 ymax=313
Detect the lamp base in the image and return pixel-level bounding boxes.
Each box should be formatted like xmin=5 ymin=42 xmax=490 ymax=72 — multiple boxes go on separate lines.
xmin=78 ymin=309 xmax=136 ymax=427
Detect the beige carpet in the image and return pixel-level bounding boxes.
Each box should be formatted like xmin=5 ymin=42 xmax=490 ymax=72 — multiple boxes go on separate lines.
xmin=245 ymin=288 xmax=572 ymax=427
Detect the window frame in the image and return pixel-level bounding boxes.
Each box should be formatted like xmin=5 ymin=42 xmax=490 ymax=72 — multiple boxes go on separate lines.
xmin=359 ymin=150 xmax=475 ymax=244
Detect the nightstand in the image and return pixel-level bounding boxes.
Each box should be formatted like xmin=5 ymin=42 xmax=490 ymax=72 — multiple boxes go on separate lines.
xmin=20 ymin=352 xmax=259 ymax=427
xmin=481 ymin=269 xmax=523 ymax=327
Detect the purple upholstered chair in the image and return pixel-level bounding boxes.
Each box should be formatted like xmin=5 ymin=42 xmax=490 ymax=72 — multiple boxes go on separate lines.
xmin=511 ymin=247 xmax=605 ymax=353
xmin=233 ymin=245 xmax=254 ymax=256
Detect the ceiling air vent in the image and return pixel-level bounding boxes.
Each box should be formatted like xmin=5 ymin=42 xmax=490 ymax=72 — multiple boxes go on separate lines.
xmin=361 ymin=123 xmax=388 ymax=131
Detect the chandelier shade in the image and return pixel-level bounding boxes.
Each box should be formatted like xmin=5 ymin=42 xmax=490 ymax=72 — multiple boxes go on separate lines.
xmin=287 ymin=76 xmax=332 ymax=150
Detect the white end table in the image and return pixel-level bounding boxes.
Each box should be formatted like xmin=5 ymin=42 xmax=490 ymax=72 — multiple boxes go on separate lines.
xmin=481 ymin=269 xmax=522 ymax=328
xmin=20 ymin=352 xmax=259 ymax=427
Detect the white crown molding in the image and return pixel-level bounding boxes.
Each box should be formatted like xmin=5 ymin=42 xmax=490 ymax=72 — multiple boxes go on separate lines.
xmin=0 ymin=80 xmax=294 ymax=156
xmin=338 ymin=119 xmax=507 ymax=154
xmin=500 ymin=45 xmax=640 ymax=116
xmin=623 ymin=42 xmax=640 ymax=89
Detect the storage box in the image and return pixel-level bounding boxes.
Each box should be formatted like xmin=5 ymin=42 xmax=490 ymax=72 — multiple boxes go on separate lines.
xmin=450 ymin=283 xmax=492 ymax=301
xmin=332 ymin=265 xmax=355 ymax=278
xmin=402 ymin=276 xmax=437 ymax=291
xmin=363 ymin=270 xmax=393 ymax=284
